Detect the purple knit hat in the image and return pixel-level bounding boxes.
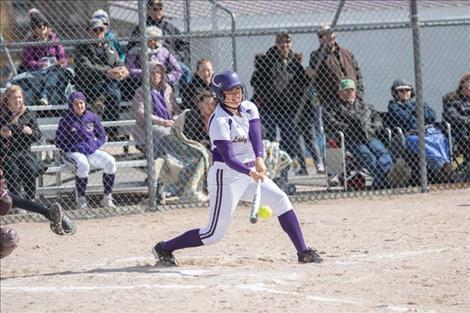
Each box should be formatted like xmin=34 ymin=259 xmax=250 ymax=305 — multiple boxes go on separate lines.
xmin=68 ymin=91 xmax=87 ymax=109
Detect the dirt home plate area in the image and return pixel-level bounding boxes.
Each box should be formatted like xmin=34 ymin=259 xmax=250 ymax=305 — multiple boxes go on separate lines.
xmin=1 ymin=189 xmax=469 ymax=312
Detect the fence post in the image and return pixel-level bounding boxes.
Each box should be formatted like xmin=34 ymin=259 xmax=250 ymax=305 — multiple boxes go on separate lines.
xmin=410 ymin=0 xmax=428 ymax=192
xmin=138 ymin=0 xmax=157 ymax=209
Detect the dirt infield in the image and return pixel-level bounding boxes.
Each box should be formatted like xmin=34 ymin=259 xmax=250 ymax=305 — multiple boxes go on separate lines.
xmin=1 ymin=189 xmax=469 ymax=313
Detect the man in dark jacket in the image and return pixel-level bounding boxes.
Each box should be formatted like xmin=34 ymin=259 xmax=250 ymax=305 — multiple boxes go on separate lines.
xmin=325 ymin=79 xmax=393 ymax=189
xmin=74 ymin=18 xmax=129 ymax=139
xmin=127 ymin=0 xmax=192 ymax=85
xmin=254 ymin=32 xmax=309 ymax=159
xmin=309 ymin=25 xmax=364 ymax=110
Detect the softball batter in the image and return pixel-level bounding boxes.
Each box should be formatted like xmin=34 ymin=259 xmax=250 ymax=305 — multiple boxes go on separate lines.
xmin=152 ymin=70 xmax=322 ymax=266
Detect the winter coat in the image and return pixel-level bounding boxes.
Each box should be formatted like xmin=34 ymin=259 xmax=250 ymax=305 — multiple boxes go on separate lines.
xmin=325 ymin=98 xmax=382 ymax=144
xmin=55 ymin=103 xmax=106 ymax=156
xmin=309 ymin=44 xmax=363 ymax=108
xmin=126 ymin=46 xmax=182 ymax=82
xmin=74 ymin=42 xmax=122 ymax=89
xmin=443 ymin=94 xmax=470 ymax=141
xmin=257 ymin=46 xmax=309 ymax=114
xmin=387 ymin=99 xmax=436 ymax=133
xmin=0 ymin=108 xmax=42 ymax=155
xmin=21 ymin=31 xmax=67 ymax=71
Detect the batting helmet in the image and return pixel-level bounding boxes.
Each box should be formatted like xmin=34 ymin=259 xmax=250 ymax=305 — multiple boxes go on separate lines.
xmin=211 ymin=70 xmax=244 ymax=100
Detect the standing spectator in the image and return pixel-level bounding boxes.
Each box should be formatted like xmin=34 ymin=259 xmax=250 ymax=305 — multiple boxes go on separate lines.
xmin=255 ymin=32 xmax=309 ymax=184
xmin=74 ymin=17 xmax=129 ymax=140
xmin=443 ymin=72 xmax=470 ymax=175
xmin=21 ymin=9 xmax=69 ymax=106
xmin=309 ymin=24 xmax=364 ymax=110
xmin=127 ymin=0 xmax=192 ymax=87
xmin=0 ymin=85 xmax=45 ymax=200
xmin=126 ymin=26 xmax=182 ymax=84
xmin=55 ymin=91 xmax=117 ymax=209
xmin=387 ymin=79 xmax=451 ymax=182
xmin=250 ymin=53 xmax=268 ymax=108
xmin=181 ymin=58 xmax=214 ymax=110
xmin=326 ymin=79 xmax=393 ymax=189
xmin=92 ymin=9 xmax=126 ymax=63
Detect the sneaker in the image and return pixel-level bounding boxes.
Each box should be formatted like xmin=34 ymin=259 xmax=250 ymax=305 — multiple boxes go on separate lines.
xmin=298 ymin=247 xmax=323 ymax=263
xmin=78 ymin=196 xmax=88 ymax=209
xmin=101 ymin=195 xmax=116 ymax=209
xmin=316 ymin=162 xmax=325 ymax=174
xmin=49 ymin=203 xmax=77 ymax=235
xmin=39 ymin=97 xmax=48 ymax=106
xmin=152 ymin=241 xmax=179 ymax=266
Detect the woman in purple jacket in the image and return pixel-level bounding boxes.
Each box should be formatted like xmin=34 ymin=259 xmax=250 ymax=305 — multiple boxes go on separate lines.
xmin=21 ymin=9 xmax=69 ymax=106
xmin=126 ymin=26 xmax=182 ymax=84
xmin=55 ymin=91 xmax=117 ymax=209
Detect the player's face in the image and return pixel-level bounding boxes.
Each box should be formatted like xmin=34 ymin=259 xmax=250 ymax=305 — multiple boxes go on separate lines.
xmin=197 ymin=61 xmax=214 ymax=84
xmin=7 ymin=91 xmax=24 ymax=113
xmin=72 ymin=99 xmax=86 ymax=116
xmin=223 ymin=87 xmax=242 ymax=108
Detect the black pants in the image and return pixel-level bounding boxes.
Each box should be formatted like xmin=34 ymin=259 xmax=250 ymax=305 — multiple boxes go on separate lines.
xmin=11 ymin=194 xmax=50 ymax=220
xmin=4 ymin=162 xmax=37 ymax=200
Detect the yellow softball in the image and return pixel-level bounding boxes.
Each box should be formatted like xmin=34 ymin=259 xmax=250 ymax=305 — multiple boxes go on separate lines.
xmin=259 ymin=205 xmax=273 ymax=219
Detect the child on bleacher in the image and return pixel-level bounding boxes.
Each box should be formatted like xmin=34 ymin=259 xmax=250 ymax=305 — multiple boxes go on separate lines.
xmin=55 ymin=91 xmax=117 ymax=209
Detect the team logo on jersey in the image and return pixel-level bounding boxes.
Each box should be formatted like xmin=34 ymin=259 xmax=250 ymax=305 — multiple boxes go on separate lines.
xmin=233 ymin=135 xmax=247 ymax=143
xmin=86 ymin=123 xmax=94 ymax=132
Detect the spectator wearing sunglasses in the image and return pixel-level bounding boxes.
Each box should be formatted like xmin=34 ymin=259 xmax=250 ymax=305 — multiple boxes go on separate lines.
xmin=92 ymin=9 xmax=126 ymax=63
xmin=74 ymin=18 xmax=129 ymax=140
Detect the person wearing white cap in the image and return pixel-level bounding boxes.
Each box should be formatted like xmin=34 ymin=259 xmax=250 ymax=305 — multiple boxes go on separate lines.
xmin=92 ymin=9 xmax=126 ymax=63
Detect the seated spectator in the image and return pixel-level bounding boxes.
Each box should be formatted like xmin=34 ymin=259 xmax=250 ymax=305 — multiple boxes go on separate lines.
xmin=132 ymin=62 xmax=177 ymax=157
xmin=443 ymin=72 xmax=470 ymax=174
xmin=133 ymin=62 xmax=208 ymax=202
xmin=92 ymin=9 xmax=126 ymax=63
xmin=55 ymin=91 xmax=117 ymax=209
xmin=21 ymin=9 xmax=70 ymax=106
xmin=0 ymin=85 xmax=45 ymax=200
xmin=126 ymin=26 xmax=182 ymax=84
xmin=325 ymin=79 xmax=394 ymax=189
xmin=388 ymin=79 xmax=452 ymax=182
xmin=74 ymin=17 xmax=129 ymax=140
xmin=127 ymin=0 xmax=192 ymax=88
xmin=181 ymin=58 xmax=214 ymax=110
xmin=182 ymin=90 xmax=216 ymax=148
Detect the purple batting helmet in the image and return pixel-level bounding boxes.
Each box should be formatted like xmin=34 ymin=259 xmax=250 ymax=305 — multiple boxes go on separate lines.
xmin=211 ymin=70 xmax=244 ymax=100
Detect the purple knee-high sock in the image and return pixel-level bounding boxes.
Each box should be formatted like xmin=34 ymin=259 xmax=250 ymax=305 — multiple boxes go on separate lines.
xmin=278 ymin=210 xmax=307 ymax=253
xmin=76 ymin=176 xmax=88 ymax=197
xmin=103 ymin=173 xmax=115 ymax=195
xmin=161 ymin=229 xmax=203 ymax=253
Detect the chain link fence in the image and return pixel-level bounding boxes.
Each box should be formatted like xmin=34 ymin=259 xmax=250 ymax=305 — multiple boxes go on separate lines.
xmin=1 ymin=0 xmax=469 ymax=223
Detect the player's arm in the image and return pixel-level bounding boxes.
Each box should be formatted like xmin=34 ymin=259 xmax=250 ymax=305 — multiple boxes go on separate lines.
xmin=247 ymin=103 xmax=267 ymax=176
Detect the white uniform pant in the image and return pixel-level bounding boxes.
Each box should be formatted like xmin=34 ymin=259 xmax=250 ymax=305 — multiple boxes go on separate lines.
xmin=200 ymin=162 xmax=292 ymax=245
xmin=63 ymin=150 xmax=117 ymax=178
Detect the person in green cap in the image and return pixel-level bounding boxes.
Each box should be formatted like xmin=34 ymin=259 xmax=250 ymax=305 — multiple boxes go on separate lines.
xmin=324 ymin=78 xmax=396 ymax=189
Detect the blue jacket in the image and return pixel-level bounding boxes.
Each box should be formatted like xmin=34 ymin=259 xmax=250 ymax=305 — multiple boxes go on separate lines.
xmin=55 ymin=105 xmax=106 ymax=156
xmin=387 ymin=99 xmax=436 ymax=133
